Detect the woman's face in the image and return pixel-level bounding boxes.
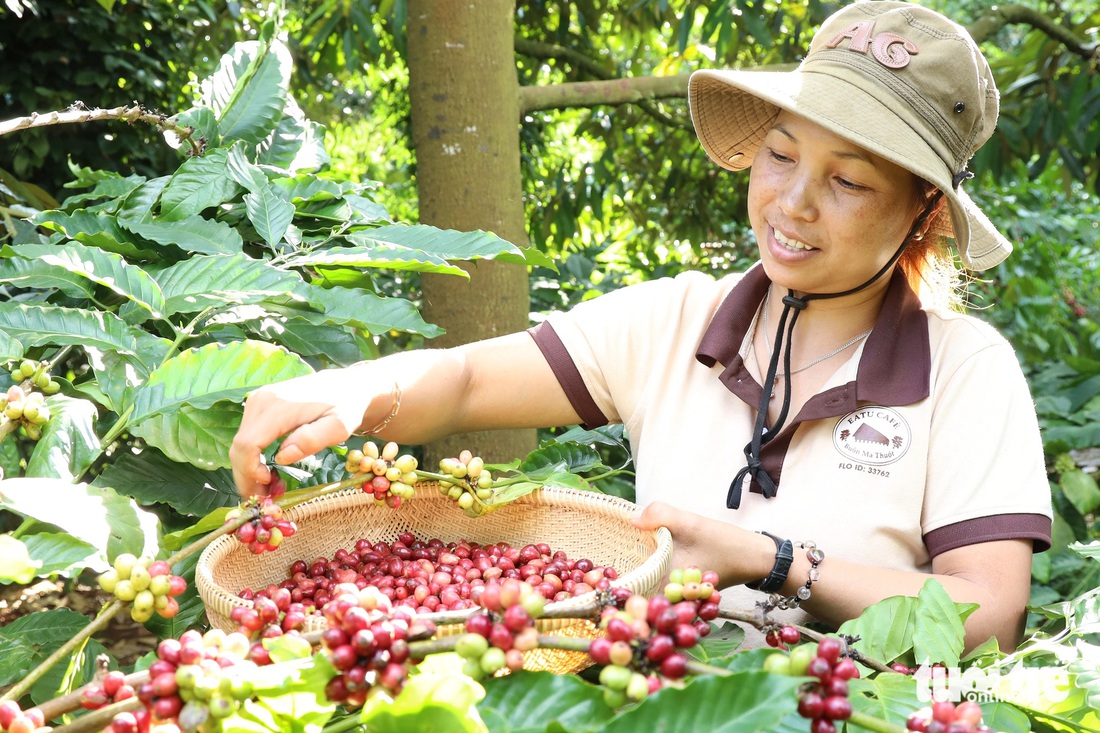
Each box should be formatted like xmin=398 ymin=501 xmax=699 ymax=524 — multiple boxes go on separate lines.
xmin=747 ymin=110 xmax=925 ymax=296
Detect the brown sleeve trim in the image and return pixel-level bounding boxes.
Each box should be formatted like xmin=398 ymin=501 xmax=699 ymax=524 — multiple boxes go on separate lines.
xmin=924 ymin=513 xmax=1052 ymax=558
xmin=528 ymin=322 xmax=609 ymax=429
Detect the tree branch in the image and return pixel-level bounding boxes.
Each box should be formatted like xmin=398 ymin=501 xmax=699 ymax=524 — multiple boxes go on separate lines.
xmin=515 ymin=37 xmax=690 ymax=128
xmin=519 ymin=75 xmax=691 ymax=116
xmin=516 ymin=4 xmax=1098 ymax=119
xmin=0 ymin=103 xmax=206 ymax=156
xmin=967 ymin=3 xmax=1099 ymax=60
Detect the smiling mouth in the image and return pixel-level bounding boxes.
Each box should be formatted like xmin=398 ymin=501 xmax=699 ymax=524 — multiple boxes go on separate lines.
xmin=774 ymin=229 xmax=815 ymax=252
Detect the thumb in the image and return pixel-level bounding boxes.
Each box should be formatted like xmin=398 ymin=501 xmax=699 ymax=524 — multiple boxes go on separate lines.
xmin=630 ymin=500 xmax=671 ymax=531
xmin=274 ymin=414 xmax=354 ymax=465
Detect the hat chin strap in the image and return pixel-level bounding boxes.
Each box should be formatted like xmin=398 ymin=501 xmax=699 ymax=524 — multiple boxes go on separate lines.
xmin=726 ymin=192 xmax=943 ymax=510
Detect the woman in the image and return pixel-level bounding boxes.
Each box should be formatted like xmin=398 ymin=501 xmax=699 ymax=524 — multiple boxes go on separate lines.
xmin=230 ymin=1 xmax=1052 ymax=652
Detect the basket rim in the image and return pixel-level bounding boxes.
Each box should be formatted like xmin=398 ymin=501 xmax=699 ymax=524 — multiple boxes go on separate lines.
xmin=196 ymin=483 xmax=673 ymax=628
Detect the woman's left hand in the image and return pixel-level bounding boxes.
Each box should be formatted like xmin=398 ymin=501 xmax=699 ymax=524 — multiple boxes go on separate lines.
xmin=631 ymin=501 xmax=776 ymax=587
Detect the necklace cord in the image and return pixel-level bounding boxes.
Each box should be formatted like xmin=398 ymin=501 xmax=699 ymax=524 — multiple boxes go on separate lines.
xmin=726 ymin=191 xmax=944 ymax=510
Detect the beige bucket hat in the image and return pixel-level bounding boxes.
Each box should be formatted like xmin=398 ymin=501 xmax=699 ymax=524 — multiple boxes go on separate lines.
xmin=689 ymin=0 xmax=1009 ymax=271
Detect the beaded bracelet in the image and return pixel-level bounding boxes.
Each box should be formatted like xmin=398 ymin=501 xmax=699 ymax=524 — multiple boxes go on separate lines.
xmin=775 ymin=541 xmax=825 ymax=610
xmin=354 ymin=382 xmax=402 ymax=436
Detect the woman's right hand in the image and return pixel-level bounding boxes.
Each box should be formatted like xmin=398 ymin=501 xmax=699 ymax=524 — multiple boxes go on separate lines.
xmin=229 ymin=365 xmax=381 ymax=498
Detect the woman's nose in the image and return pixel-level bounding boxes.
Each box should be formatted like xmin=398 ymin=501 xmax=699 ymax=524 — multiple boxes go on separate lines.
xmin=776 ymin=170 xmax=820 ymax=221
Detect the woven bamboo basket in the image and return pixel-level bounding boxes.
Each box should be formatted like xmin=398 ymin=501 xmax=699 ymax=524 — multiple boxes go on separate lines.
xmin=197 ymin=482 xmax=672 ymax=674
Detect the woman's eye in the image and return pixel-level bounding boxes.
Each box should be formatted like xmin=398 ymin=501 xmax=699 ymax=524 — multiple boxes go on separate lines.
xmin=768 ymin=150 xmax=793 ymax=164
xmin=836 ymin=177 xmax=864 ymax=191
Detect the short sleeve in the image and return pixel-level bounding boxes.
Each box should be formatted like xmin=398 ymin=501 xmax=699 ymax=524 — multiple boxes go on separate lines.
xmin=529 ymin=271 xmax=732 ymax=430
xmin=922 ymin=324 xmax=1053 ymax=556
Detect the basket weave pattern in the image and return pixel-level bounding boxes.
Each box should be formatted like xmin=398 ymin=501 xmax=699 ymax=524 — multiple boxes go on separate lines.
xmin=197 ymin=483 xmax=672 ymax=673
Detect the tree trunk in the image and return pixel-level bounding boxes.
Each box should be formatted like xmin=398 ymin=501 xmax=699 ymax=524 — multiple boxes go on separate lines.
xmin=406 ymin=0 xmax=536 ymax=465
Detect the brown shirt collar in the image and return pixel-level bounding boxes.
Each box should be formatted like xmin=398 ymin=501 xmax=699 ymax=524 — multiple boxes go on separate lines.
xmin=696 ymin=264 xmax=931 ymax=414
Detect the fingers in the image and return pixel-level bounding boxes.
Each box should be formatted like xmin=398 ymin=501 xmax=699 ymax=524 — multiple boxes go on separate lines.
xmin=273 ymin=414 xmax=357 ymax=466
xmin=230 ymin=382 xmax=352 ymax=498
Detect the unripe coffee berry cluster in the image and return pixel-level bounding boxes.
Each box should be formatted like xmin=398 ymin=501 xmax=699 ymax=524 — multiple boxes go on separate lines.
xmin=229 ymin=588 xmax=309 ymax=641
xmin=456 ymin=578 xmax=546 ymax=679
xmin=97 ymin=554 xmax=187 ymax=623
xmin=790 ymin=636 xmax=860 ymax=733
xmin=319 ymin=584 xmax=421 ymax=707
xmin=225 ymin=495 xmax=297 ymax=554
xmin=126 ymin=629 xmax=262 ymax=733
xmin=79 ymin=670 xmax=137 ymax=712
xmin=588 ymin=568 xmax=722 ymax=707
xmin=0 ymin=701 xmax=45 ymax=733
xmin=436 ymin=450 xmax=494 ymax=517
xmin=7 ymin=359 xmax=61 ymax=394
xmin=1 ymin=385 xmax=51 ymax=441
xmin=345 ymin=441 xmax=418 ymax=508
xmin=907 ymin=700 xmax=999 ymax=733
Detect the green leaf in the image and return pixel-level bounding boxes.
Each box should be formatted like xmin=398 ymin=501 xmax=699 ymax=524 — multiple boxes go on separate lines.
xmin=603 ymin=671 xmax=802 ymax=732
xmin=0 ymin=302 xmax=140 ymax=353
xmin=912 ymin=578 xmax=977 ymax=666
xmin=22 ymin=531 xmax=104 ymax=576
xmin=287 ymin=243 xmax=467 ymax=276
xmin=1070 ymin=541 xmax=1100 ymax=561
xmin=978 ymin=701 xmax=1034 ymax=733
xmin=479 ymin=671 xmax=611 ymax=733
xmin=245 ymin=185 xmax=295 ymax=247
xmin=123 ymin=215 xmax=244 ymax=256
xmin=0 ymin=327 xmax=22 ymax=361
xmin=360 ymin=668 xmax=487 ymax=733
xmin=0 ymin=608 xmax=90 ymax=687
xmin=93 ymin=448 xmax=238 ymax=516
xmin=245 ymin=318 xmax=367 ymax=366
xmin=25 ymin=395 xmax=101 ymax=481
xmin=360 ymin=225 xmax=553 ymax=269
xmin=518 ymin=443 xmax=603 ymax=476
xmin=130 ymin=401 xmax=244 ymax=471
xmin=173 ymin=107 xmax=220 ymax=149
xmin=257 ymin=114 xmax=330 ymax=172
xmin=488 ymin=480 xmax=543 ymax=506
xmin=838 ymin=595 xmax=917 ymax=663
xmin=8 ymin=242 xmax=165 ymax=321
xmin=0 ymin=534 xmax=41 ymax=584
xmin=130 ymin=340 xmax=312 ymax=424
xmin=32 ymin=638 xmax=107 ymax=706
xmin=162 ymin=504 xmax=236 ymax=550
xmin=116 ymin=176 xmax=171 ymax=225
xmin=692 ymin=622 xmax=747 ymax=662
xmin=33 ymin=209 xmax=155 ymax=260
xmin=238 ymin=655 xmax=337 ymax=732
xmin=849 ymin=674 xmax=922 ymax=727
xmin=158 ymin=148 xmax=243 ymax=222
xmin=292 ymin=285 xmax=443 ymax=337
xmin=202 ymin=40 xmax=291 ymax=145
xmin=157 ymin=253 xmax=305 ymax=315
xmin=1060 ymin=470 xmax=1100 ymax=515
xmin=0 ymin=479 xmax=159 ymax=559
xmin=265 ymin=635 xmax=315 ymax=664
xmin=0 ymin=253 xmax=96 ymax=297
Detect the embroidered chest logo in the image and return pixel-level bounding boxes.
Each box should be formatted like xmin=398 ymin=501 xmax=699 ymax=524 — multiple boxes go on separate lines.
xmin=833 ymin=406 xmax=911 ymax=466
xmin=824 ymin=20 xmax=920 ymax=69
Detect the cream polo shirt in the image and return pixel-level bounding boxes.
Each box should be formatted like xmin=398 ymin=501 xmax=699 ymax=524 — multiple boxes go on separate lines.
xmin=529 ymin=264 xmax=1052 ymax=635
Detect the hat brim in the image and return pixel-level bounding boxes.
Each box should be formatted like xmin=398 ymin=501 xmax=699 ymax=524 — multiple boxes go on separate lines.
xmin=689 ymin=68 xmax=1011 ymax=271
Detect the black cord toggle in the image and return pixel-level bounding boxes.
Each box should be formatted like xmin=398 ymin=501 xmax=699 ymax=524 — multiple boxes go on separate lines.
xmin=782 ymin=294 xmax=808 ymax=310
